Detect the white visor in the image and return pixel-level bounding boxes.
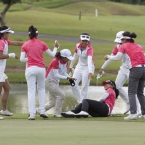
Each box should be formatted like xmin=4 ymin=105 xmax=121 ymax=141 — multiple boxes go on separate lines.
xmin=80 ymin=35 xmax=90 ymax=41
xmin=0 ymin=28 xmax=14 ymax=33
xmin=121 ymin=36 xmax=131 ymax=40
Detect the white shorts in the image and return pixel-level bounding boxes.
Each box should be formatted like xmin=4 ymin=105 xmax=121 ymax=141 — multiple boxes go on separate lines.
xmin=0 ymin=73 xmax=8 ymax=82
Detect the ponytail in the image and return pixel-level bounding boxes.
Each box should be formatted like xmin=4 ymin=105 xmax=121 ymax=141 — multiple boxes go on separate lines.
xmin=113 ymin=88 xmax=119 ymax=99
xmin=28 ymin=25 xmax=38 ymax=39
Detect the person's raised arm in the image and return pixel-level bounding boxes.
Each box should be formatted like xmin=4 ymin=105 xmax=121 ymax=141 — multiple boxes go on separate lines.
xmin=45 ymin=40 xmax=59 ymax=57
xmin=104 ymin=52 xmax=123 ymax=61
xmin=11 ymin=41 xmax=24 ymax=46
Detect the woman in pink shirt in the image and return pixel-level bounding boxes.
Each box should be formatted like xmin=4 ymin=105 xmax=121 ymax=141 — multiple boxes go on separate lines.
xmin=0 ymin=26 xmax=24 ymax=120
xmin=20 ymin=25 xmax=59 ymax=120
xmin=61 ymin=80 xmax=119 ymax=118
xmin=105 ymin=31 xmax=145 ymax=120
xmin=69 ymin=33 xmax=95 ymax=104
xmin=36 ymin=49 xmax=75 ymax=117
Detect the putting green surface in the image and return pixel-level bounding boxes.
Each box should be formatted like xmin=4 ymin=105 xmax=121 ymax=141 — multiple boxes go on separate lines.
xmin=1 ymin=115 xmax=145 ymax=145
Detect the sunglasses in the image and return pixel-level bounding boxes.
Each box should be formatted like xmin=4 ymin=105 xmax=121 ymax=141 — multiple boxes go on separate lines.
xmin=81 ymin=35 xmax=90 ymax=39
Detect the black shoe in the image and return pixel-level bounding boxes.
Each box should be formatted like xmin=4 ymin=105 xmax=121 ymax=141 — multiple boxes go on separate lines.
xmin=61 ymin=112 xmax=74 ymax=118
xmin=40 ymin=114 xmax=48 ymax=118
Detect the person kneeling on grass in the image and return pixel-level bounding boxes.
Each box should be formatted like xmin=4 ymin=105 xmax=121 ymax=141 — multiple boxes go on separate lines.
xmin=61 ymin=80 xmax=119 ymax=118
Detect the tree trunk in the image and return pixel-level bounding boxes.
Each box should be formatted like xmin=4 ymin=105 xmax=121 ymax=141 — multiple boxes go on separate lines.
xmin=0 ymin=4 xmax=11 ymax=26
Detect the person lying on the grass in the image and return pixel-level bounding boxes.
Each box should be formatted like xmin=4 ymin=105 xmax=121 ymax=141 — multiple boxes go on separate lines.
xmin=61 ymin=80 xmax=119 ymax=118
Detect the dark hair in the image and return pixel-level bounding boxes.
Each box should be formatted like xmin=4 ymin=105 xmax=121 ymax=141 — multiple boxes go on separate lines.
xmin=123 ymin=31 xmax=137 ymax=43
xmin=0 ymin=26 xmax=9 ymax=38
xmin=55 ymin=52 xmax=62 ymax=59
xmin=81 ymin=32 xmax=90 ymax=36
xmin=28 ymin=25 xmax=38 ymax=39
xmin=109 ymin=80 xmax=119 ymax=99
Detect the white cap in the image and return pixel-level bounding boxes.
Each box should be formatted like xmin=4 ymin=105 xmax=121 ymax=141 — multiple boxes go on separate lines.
xmin=80 ymin=34 xmax=90 ymax=41
xmin=0 ymin=28 xmax=14 ymax=33
xmin=60 ymin=49 xmax=74 ymax=60
xmin=114 ymin=31 xmax=124 ymax=43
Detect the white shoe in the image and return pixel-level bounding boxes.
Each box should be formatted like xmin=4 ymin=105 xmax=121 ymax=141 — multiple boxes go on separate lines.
xmin=28 ymin=116 xmax=35 ymax=120
xmin=61 ymin=111 xmax=75 ymax=118
xmin=138 ymin=115 xmax=145 ymax=119
xmin=124 ymin=114 xmax=138 ymax=120
xmin=75 ymin=111 xmax=89 ymax=118
xmin=54 ymin=114 xmax=62 ymax=118
xmin=0 ymin=116 xmax=4 ymax=120
xmin=0 ymin=110 xmax=13 ymax=116
xmin=124 ymin=103 xmax=130 ymax=114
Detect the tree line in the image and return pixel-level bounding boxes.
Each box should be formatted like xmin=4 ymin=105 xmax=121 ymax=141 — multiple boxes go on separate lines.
xmin=108 ymin=0 xmax=145 ymax=5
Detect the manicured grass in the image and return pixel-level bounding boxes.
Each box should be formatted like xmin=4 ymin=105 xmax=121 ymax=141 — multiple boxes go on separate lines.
xmin=1 ymin=114 xmax=145 ymax=145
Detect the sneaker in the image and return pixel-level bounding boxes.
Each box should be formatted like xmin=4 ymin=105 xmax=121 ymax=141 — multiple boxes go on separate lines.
xmin=36 ymin=108 xmax=40 ymax=115
xmin=0 ymin=110 xmax=13 ymax=116
xmin=28 ymin=116 xmax=35 ymax=120
xmin=0 ymin=116 xmax=4 ymax=120
xmin=40 ymin=113 xmax=48 ymax=118
xmin=54 ymin=114 xmax=62 ymax=118
xmin=138 ymin=115 xmax=145 ymax=119
xmin=124 ymin=114 xmax=138 ymax=120
xmin=75 ymin=111 xmax=89 ymax=118
xmin=124 ymin=103 xmax=130 ymax=114
xmin=61 ymin=111 xmax=75 ymax=118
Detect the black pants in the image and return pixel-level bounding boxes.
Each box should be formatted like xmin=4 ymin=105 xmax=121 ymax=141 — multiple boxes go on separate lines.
xmin=72 ymin=99 xmax=109 ymax=117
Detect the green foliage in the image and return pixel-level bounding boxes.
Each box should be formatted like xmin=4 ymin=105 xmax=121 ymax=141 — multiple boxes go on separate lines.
xmin=0 ymin=0 xmax=21 ymax=4
xmin=108 ymin=0 xmax=145 ymax=5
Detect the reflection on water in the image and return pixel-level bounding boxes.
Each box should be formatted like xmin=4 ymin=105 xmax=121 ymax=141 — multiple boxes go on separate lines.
xmin=0 ymin=84 xmax=129 ymax=114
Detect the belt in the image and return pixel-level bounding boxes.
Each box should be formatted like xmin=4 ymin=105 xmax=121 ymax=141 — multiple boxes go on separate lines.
xmin=135 ymin=64 xmax=145 ymax=67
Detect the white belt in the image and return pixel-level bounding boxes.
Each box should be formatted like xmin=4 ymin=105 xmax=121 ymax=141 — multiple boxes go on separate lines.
xmin=106 ymin=104 xmax=110 ymax=115
xmin=135 ymin=64 xmax=145 ymax=67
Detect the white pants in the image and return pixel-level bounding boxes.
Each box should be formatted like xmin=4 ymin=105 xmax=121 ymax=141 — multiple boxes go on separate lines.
xmin=25 ymin=66 xmax=46 ymax=117
xmin=72 ymin=65 xmax=94 ymax=103
xmin=115 ymin=67 xmax=139 ymax=112
xmin=45 ymin=79 xmax=65 ymax=115
xmin=115 ymin=68 xmax=129 ymax=104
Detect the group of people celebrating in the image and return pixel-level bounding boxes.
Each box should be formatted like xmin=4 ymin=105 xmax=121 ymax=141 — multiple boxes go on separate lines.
xmin=0 ymin=24 xmax=145 ymax=121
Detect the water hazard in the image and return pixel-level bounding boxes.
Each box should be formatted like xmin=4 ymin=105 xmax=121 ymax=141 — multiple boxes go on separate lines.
xmin=0 ymin=84 xmax=129 ymax=114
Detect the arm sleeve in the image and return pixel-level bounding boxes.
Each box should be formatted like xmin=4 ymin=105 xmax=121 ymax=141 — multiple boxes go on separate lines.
xmin=98 ymin=92 xmax=110 ymax=102
xmin=52 ymin=69 xmax=68 ymax=79
xmin=88 ymin=56 xmax=93 ymax=73
xmin=108 ymin=52 xmax=123 ymax=60
xmin=69 ymin=53 xmax=79 ymax=68
xmin=45 ymin=47 xmax=57 ymax=57
xmin=101 ymin=54 xmax=114 ymax=69
xmin=20 ymin=52 xmax=28 ymax=62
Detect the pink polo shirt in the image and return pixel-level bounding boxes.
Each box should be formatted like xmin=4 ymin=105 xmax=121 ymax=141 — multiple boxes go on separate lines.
xmin=0 ymin=39 xmax=12 ymax=73
xmin=46 ymin=58 xmax=68 ymax=83
xmin=21 ymin=38 xmax=48 ymax=67
xmin=112 ymin=45 xmax=119 ymax=55
xmin=119 ymin=42 xmax=145 ymax=67
xmin=104 ymin=88 xmax=116 ymax=113
xmin=0 ymin=39 xmax=12 ymax=51
xmin=74 ymin=43 xmax=94 ymax=66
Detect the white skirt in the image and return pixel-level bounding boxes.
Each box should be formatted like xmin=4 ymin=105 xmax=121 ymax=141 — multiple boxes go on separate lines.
xmin=0 ymin=73 xmax=8 ymax=82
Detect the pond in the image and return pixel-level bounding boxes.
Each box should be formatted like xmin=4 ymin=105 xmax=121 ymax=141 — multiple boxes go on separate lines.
xmin=0 ymin=84 xmax=130 ymax=114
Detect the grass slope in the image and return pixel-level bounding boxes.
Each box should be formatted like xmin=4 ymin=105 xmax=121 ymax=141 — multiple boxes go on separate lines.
xmin=0 ymin=0 xmax=145 ymax=83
